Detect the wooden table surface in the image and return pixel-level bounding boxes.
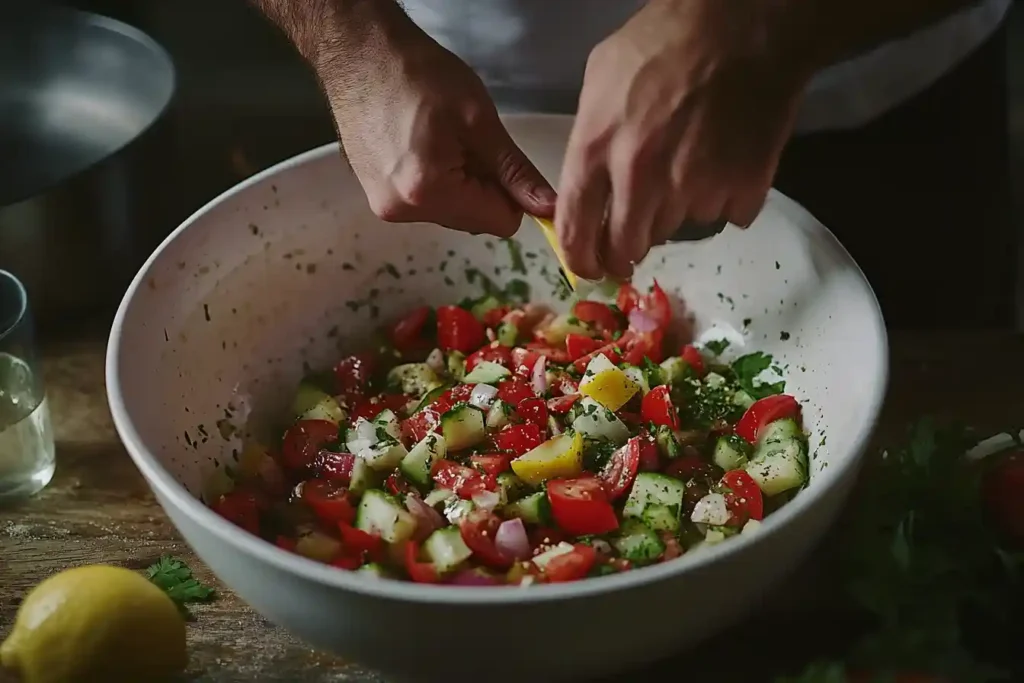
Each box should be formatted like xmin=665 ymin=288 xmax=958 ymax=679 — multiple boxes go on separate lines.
xmin=2 ymin=331 xmax=1023 ymax=682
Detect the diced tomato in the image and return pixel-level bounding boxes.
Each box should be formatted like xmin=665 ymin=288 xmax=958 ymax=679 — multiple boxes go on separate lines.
xmin=404 ymin=541 xmax=441 ymax=583
xmin=516 ymin=397 xmax=548 ymax=426
xmin=390 ymin=306 xmax=433 ymax=352
xmin=735 ymin=394 xmax=801 ymax=443
xmin=432 ymin=459 xmax=497 ymax=498
xmin=275 ymin=536 xmax=297 ymax=552
xmin=548 ymin=372 xmax=579 ymax=397
xmin=459 ymin=509 xmax=514 ymax=569
xmin=348 ymin=393 xmax=409 ymax=423
xmin=338 ymin=521 xmax=383 ymax=558
xmin=312 ymin=450 xmax=355 ymax=483
xmin=720 ymin=470 xmax=764 ymax=523
xmin=547 ymin=394 xmax=580 ymax=414
xmin=616 ymin=283 xmax=641 ymax=315
xmin=436 ymin=305 xmax=486 ymax=354
xmin=641 ymin=385 xmax=681 ymax=430
xmin=641 ymin=281 xmax=672 ymax=328
xmin=636 ymin=430 xmax=661 ymax=471
xmin=526 ymin=343 xmax=572 ymax=364
xmin=386 ymin=472 xmax=414 ymax=496
xmin=983 ymin=451 xmax=1024 ymax=543
xmin=470 ymin=454 xmax=512 ymax=476
xmin=493 ymin=422 xmax=545 ymax=456
xmin=572 ymin=301 xmax=623 ymax=332
xmin=281 ymin=419 xmax=340 ymax=471
xmin=302 ymin=479 xmax=356 ymax=524
xmin=430 ymin=384 xmax=475 ymax=415
xmin=510 ymin=347 xmax=540 ymax=376
xmin=598 ymin=437 xmax=641 ymax=500
xmin=332 ymin=554 xmax=362 ymax=570
xmin=572 ymin=339 xmax=625 ymax=373
xmin=529 ymin=526 xmax=568 ymax=548
xmin=565 ymin=333 xmax=602 ymax=360
xmin=496 ymin=378 xmax=537 ymax=406
xmin=547 ymin=477 xmax=620 ymax=535
xmin=212 ymin=489 xmax=262 ymax=535
xmin=333 ymin=353 xmax=376 ymax=397
xmin=622 ymin=329 xmax=665 ymax=366
xmin=542 ymin=543 xmax=599 ymax=583
xmin=661 ymin=533 xmax=684 ymax=560
xmin=680 ymin=344 xmax=706 ymax=377
xmin=466 ymin=342 xmax=513 ymax=372
xmin=480 ymin=305 xmax=510 ymax=329
xmin=400 ymin=408 xmax=441 ymax=445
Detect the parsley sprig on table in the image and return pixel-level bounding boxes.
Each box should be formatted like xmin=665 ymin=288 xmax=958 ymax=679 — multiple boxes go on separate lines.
xmin=780 ymin=420 xmax=1024 ymax=682
xmin=146 ymin=556 xmax=216 ymax=616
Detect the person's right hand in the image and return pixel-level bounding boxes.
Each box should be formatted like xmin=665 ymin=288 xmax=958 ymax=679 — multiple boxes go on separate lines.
xmin=315 ymin=10 xmax=555 ymax=237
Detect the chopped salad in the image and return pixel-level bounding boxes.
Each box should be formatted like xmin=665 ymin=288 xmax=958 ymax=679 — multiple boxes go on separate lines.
xmin=209 ymin=282 xmax=810 ymax=586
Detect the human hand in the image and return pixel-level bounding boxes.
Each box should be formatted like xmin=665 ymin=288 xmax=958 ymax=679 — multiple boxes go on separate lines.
xmin=556 ymin=0 xmax=811 ymax=279
xmin=316 ymin=9 xmax=555 ymax=237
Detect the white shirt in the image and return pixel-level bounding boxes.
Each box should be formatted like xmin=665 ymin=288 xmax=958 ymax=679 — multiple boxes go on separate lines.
xmin=404 ymin=0 xmax=1011 ymax=133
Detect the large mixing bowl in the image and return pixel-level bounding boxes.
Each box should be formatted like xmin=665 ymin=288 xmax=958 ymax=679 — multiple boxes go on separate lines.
xmin=106 ymin=114 xmax=887 ymax=682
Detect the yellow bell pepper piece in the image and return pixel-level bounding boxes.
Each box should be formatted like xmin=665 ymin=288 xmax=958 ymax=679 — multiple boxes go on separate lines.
xmin=579 ymin=367 xmax=640 ymax=412
xmin=510 ymin=432 xmax=584 ymax=485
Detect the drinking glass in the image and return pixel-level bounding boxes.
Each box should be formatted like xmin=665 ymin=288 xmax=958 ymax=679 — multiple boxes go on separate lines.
xmin=0 ymin=269 xmax=54 ymax=502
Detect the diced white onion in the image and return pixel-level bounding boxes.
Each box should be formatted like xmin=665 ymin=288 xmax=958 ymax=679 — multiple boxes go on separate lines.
xmin=690 ymin=492 xmax=731 ymax=526
xmin=469 ymin=383 xmax=498 ymax=410
xmin=355 ymin=418 xmax=379 ymax=444
xmin=471 ymin=490 xmax=501 ymax=511
xmin=531 ymin=355 xmax=548 ymax=395
xmin=426 ymin=348 xmax=445 ymax=373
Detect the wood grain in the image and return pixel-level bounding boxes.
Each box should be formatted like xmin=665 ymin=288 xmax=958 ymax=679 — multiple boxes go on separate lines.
xmin=2 ymin=332 xmax=1023 ymax=682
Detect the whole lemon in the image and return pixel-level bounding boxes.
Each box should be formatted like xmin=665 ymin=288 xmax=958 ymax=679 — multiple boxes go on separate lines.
xmin=1 ymin=564 xmax=187 ymax=683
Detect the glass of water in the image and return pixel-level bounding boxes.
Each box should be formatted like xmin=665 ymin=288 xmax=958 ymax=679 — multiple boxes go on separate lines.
xmin=0 ymin=270 xmax=54 ymax=502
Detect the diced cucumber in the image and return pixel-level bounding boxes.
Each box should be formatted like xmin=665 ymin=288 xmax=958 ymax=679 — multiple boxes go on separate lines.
xmin=579 ymin=353 xmax=617 ymax=388
xmin=571 ymin=397 xmax=630 ymax=444
xmin=444 ymin=498 xmax=475 ymax=524
xmin=291 ymin=382 xmax=336 ymax=419
xmin=496 ymin=321 xmax=518 ymax=346
xmin=441 ymin=404 xmax=487 ymax=451
xmin=372 ymin=409 xmax=402 ymax=441
xmin=348 ymin=458 xmax=379 ymax=496
xmin=655 ymin=425 xmax=680 ymax=459
xmin=757 ymin=418 xmax=803 ymax=447
xmin=537 ymin=313 xmax=591 ymax=346
xmin=732 ymin=390 xmax=756 ymax=410
xmin=355 ymin=490 xmax=417 ymax=544
xmin=359 ymin=439 xmax=409 ymax=472
xmin=424 ymin=487 xmax=456 ymax=507
xmin=295 ymin=530 xmax=342 ymax=563
xmin=503 ymin=491 xmax=551 ymax=524
xmin=704 ymin=372 xmax=728 ymax=388
xmin=303 ymin=396 xmax=346 ymax=423
xmin=623 ymin=472 xmax=687 ymax=534
xmin=745 ymin=438 xmax=808 ymax=496
xmin=447 ymin=351 xmax=467 ymax=381
xmin=400 ymin=433 xmax=446 ymax=486
xmin=424 ymin=526 xmax=474 ymax=574
xmin=690 ymin=492 xmax=731 ymax=526
xmin=413 ymin=384 xmax=450 ymax=413
xmin=462 ymin=360 xmax=511 ymax=385
xmin=470 ymin=295 xmax=503 ymax=321
xmin=659 ymin=357 xmax=689 ymax=385
xmin=612 ymin=518 xmax=665 ymax=565
xmin=486 ymin=400 xmax=512 ymax=430
xmin=497 ymin=472 xmax=529 ymax=503
xmin=622 ymin=365 xmax=650 ymax=394
xmin=532 ymin=541 xmax=577 ymax=570
xmin=713 ymin=434 xmax=751 ymax=471
xmin=387 ymin=363 xmax=442 ymax=397
xmin=358 ymin=562 xmax=395 ymax=578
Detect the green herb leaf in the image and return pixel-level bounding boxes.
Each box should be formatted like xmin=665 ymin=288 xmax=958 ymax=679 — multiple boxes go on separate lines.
xmin=147 ymin=556 xmax=216 ymax=609
xmin=704 ymin=339 xmax=730 ymax=355
xmin=731 ymin=352 xmax=785 ymax=399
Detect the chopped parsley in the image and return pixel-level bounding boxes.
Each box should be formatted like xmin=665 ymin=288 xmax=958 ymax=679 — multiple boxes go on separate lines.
xmin=147 ymin=556 xmax=216 ymax=616
xmin=731 ymin=352 xmax=785 ymax=400
xmin=704 ymin=339 xmax=731 ymax=355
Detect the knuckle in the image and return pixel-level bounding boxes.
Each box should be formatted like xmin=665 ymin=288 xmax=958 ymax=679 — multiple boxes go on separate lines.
xmin=366 ymin=190 xmax=408 ymax=223
xmin=391 ymin=160 xmax=434 ymax=207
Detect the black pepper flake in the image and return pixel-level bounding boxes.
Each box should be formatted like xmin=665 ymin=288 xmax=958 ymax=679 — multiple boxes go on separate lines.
xmin=203 ymin=304 xmax=211 ymax=322
xmin=342 ymin=262 xmax=355 ymax=271
xmin=780 ymin=331 xmax=791 ymax=341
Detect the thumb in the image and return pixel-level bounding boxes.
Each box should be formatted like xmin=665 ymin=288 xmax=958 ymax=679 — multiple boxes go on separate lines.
xmin=475 ymin=118 xmax=557 ymax=217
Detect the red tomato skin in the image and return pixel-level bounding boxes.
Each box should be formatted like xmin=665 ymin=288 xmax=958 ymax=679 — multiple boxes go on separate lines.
xmin=332 ymin=554 xmax=362 ymax=570
xmin=348 ymin=394 xmax=408 ymax=423
xmin=616 ymin=283 xmax=641 ymax=315
xmin=493 ymin=423 xmax=545 ymax=456
xmin=436 ymin=305 xmax=486 ymax=354
xmin=404 ymin=541 xmax=441 ymax=583
xmin=400 ymin=408 xmax=441 ymax=446
xmin=516 ymin=397 xmax=549 ymax=426
xmin=390 ymin=306 xmax=432 ymax=352
xmin=572 ymin=340 xmax=625 ymax=373
xmin=465 ymin=343 xmax=513 ymax=372
xmin=281 ymin=419 xmax=340 ymax=471
xmin=641 ymin=280 xmax=672 ymax=328
xmin=983 ymin=452 xmax=1024 ymax=544
xmin=735 ymin=394 xmax=801 ymax=443
xmin=480 ymin=305 xmax=510 ymax=329
xmin=547 ymin=394 xmax=580 ymax=414
xmin=459 ymin=509 xmax=514 ymax=569
xmin=598 ymin=438 xmax=641 ymax=500
xmin=275 ymin=536 xmax=297 ymax=552
xmin=431 ymin=459 xmax=497 ymax=498
xmin=302 ymin=479 xmax=357 ymax=525
xmin=720 ymin=469 xmax=765 ymax=522
xmin=543 ymin=544 xmax=599 ymax=582
xmin=636 ymin=430 xmax=661 ymax=471
xmin=431 ymin=384 xmax=475 ymax=415
xmin=212 ymin=489 xmax=262 ymax=535
xmin=572 ymin=301 xmax=622 ymax=332
xmin=333 ymin=353 xmax=376 ymax=397
xmin=470 ymin=454 xmax=512 ymax=476
xmin=680 ymin=345 xmax=706 ymax=377
xmin=496 ymin=378 xmax=536 ymax=406
xmin=547 ymin=477 xmax=620 ymax=536
xmin=385 ymin=472 xmax=414 ymax=496
xmin=641 ymin=385 xmax=681 ymax=430
xmin=312 ymin=450 xmax=355 ymax=483
xmin=338 ymin=521 xmax=383 ymax=558
xmin=565 ymin=333 xmax=602 ymax=361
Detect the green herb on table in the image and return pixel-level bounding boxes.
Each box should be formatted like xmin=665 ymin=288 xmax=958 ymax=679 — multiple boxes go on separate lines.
xmin=731 ymin=352 xmax=785 ymax=399
xmin=779 ymin=420 xmax=1024 ymax=682
xmin=147 ymin=556 xmax=216 ymax=615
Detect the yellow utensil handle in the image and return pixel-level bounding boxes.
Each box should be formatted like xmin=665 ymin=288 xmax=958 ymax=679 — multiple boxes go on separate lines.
xmin=529 ymin=215 xmax=578 ymax=291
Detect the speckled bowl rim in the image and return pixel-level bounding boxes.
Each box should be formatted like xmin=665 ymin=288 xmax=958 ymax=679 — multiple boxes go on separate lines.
xmin=106 ymin=113 xmax=889 ymax=606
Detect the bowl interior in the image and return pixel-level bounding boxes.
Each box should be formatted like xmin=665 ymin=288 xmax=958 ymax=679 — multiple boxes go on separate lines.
xmin=109 ymin=113 xmax=886 ymax=577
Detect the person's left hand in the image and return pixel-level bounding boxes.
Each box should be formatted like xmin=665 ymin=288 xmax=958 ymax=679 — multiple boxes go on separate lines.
xmin=556 ymin=0 xmax=814 ymax=280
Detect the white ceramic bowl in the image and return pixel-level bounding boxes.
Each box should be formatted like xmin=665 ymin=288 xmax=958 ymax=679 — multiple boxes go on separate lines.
xmin=107 ymin=114 xmax=887 ymax=682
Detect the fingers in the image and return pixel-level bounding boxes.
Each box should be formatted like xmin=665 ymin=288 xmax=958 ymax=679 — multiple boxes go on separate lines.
xmin=604 ymin=141 xmax=661 ymax=280
xmin=474 ymin=118 xmax=557 ymax=218
xmin=556 ymin=145 xmax=610 ymax=281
